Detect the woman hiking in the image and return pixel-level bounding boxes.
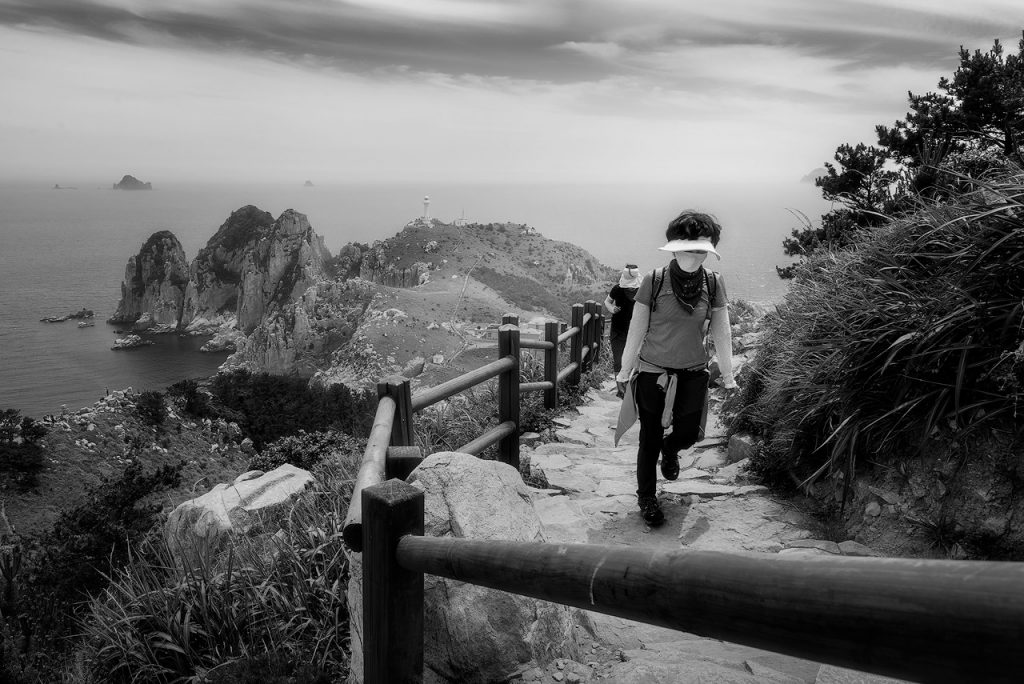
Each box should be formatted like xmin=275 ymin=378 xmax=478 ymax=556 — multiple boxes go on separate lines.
xmin=615 ymin=210 xmax=737 ymax=526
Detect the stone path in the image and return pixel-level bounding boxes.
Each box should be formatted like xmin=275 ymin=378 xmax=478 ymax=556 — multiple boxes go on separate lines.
xmin=518 ymin=381 xmax=905 ymax=684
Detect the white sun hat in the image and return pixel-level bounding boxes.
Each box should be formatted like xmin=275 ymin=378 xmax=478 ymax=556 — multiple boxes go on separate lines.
xmin=658 ymin=238 xmax=721 ymax=258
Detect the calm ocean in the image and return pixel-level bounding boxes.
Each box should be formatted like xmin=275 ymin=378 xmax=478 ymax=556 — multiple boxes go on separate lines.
xmin=0 ymin=181 xmax=831 ymax=417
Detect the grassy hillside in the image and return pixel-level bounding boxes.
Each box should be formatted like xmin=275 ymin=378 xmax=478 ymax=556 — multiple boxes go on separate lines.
xmin=343 ymin=219 xmax=616 ymax=315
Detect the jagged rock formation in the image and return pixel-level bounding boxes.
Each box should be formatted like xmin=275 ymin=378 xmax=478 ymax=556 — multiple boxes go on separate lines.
xmin=228 ymin=279 xmax=376 ymax=376
xmin=111 ymin=207 xmax=614 ymax=382
xmin=113 ymin=174 xmax=152 ymax=190
xmin=181 ymin=206 xmax=330 ymax=334
xmin=108 ymin=231 xmax=189 ymax=326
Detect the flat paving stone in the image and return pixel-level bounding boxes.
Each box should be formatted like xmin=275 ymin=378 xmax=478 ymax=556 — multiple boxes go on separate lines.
xmin=531 ymin=453 xmax=573 ymax=470
xmin=595 ymin=479 xmax=635 ymax=497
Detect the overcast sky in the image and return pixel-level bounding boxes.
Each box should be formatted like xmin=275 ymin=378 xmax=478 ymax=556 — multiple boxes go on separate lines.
xmin=1 ymin=0 xmax=1021 ymax=185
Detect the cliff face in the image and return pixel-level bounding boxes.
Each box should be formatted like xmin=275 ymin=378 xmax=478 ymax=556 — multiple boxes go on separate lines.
xmin=179 ymin=206 xmax=329 ymax=334
xmin=108 ymin=231 xmax=189 ymax=327
xmin=227 ymin=279 xmax=376 ymax=376
xmin=180 ymin=205 xmax=276 ymax=331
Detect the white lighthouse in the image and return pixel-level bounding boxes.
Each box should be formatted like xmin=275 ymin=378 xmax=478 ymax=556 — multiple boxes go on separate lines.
xmin=423 ymin=195 xmax=431 ymax=219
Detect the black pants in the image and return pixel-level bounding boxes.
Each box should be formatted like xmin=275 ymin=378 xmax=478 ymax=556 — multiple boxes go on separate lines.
xmin=610 ymin=329 xmax=628 ymax=374
xmin=635 ymin=368 xmax=708 ymax=499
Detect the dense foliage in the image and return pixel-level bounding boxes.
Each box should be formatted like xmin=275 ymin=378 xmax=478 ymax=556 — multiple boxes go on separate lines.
xmin=249 ymin=429 xmax=361 ymax=472
xmin=80 ymin=456 xmax=356 ymax=683
xmin=170 ymin=370 xmax=377 ymax=450
xmin=781 ymin=32 xmax=1024 ymax=276
xmin=728 ymin=173 xmax=1024 ymax=497
xmin=0 ymin=409 xmax=48 ymax=489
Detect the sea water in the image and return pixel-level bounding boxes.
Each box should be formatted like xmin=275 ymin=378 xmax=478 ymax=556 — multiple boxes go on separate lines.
xmin=0 ymin=181 xmax=832 ymax=417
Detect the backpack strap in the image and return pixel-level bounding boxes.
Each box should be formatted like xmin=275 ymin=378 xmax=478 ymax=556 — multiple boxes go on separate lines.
xmin=704 ymin=270 xmax=718 ymax=322
xmin=649 ymin=268 xmax=665 ymax=312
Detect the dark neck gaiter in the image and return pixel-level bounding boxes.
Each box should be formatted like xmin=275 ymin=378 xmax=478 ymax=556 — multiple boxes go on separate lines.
xmin=668 ymin=260 xmax=705 ymax=314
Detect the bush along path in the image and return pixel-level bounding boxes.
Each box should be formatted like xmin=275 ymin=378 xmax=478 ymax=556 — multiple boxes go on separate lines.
xmin=518 ymin=379 xmax=906 ymax=684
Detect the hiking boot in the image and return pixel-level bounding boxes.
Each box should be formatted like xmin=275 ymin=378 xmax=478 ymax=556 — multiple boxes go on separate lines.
xmin=638 ymin=496 xmax=665 ymax=526
xmin=660 ymin=450 xmax=680 ymax=481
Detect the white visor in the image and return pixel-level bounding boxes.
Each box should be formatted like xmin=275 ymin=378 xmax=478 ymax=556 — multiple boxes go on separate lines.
xmin=658 ymin=238 xmax=721 ymax=259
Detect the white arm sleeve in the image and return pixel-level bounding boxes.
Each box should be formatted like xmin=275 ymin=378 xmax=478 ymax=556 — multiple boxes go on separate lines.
xmin=603 ymin=295 xmax=619 ymax=314
xmin=710 ymin=304 xmax=736 ymax=387
xmin=615 ymin=302 xmax=649 ymax=382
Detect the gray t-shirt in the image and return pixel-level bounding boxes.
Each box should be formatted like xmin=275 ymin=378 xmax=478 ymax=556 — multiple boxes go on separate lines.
xmin=635 ymin=269 xmax=727 ymax=371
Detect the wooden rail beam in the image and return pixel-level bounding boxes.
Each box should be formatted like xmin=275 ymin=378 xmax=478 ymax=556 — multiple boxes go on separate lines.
xmin=456 ymin=420 xmax=516 ymax=456
xmin=397 ymin=537 xmax=1024 ymax=684
xmin=410 ymin=357 xmax=515 ymax=412
xmin=342 ymin=396 xmax=397 ymax=551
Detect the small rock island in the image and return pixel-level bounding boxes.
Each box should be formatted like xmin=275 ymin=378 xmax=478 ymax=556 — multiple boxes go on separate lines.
xmin=113 ymin=174 xmax=152 ymax=190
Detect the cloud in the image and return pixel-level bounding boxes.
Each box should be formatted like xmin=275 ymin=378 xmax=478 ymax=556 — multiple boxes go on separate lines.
xmin=2 ymin=0 xmax=1017 ymax=88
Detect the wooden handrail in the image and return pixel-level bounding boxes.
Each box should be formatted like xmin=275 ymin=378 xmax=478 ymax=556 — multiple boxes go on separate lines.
xmin=456 ymin=420 xmax=516 ymax=455
xmin=410 ymin=356 xmax=516 ymax=412
xmin=342 ymin=396 xmax=397 ymax=551
xmin=395 ymin=535 xmax=1024 ymax=683
xmin=557 ymin=326 xmax=579 ymax=344
xmin=519 ymin=380 xmax=553 ymax=393
xmin=520 ymin=339 xmax=554 ymax=350
xmin=556 ymin=362 xmax=578 ymax=383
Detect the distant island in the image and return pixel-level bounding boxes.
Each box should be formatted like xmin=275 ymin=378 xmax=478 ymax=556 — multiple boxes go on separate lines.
xmin=304 ymin=180 xmax=315 ymax=187
xmin=113 ymin=174 xmax=152 ymax=190
xmin=52 ymin=184 xmax=77 ymax=190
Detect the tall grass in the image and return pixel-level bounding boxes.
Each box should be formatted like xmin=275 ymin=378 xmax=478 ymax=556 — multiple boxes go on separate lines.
xmin=79 ymin=455 xmax=358 ymax=683
xmin=725 ymin=170 xmax=1024 ymax=498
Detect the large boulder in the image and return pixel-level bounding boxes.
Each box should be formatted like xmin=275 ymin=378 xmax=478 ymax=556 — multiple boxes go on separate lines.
xmin=164 ymin=464 xmax=314 ymax=566
xmin=347 ymin=452 xmax=591 ymax=684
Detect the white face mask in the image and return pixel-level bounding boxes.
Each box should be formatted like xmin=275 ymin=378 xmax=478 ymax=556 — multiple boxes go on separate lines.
xmin=673 ymin=251 xmax=707 ymax=272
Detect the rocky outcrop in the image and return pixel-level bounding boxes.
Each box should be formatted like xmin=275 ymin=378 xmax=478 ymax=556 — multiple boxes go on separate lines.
xmin=109 ymin=231 xmax=190 ymax=326
xmin=346 ymin=452 xmax=591 ymax=683
xmin=228 ymin=278 xmax=376 ymax=376
xmin=181 ymin=206 xmax=330 ymax=334
xmin=180 ymin=205 xmax=275 ymax=332
xmin=113 ymin=174 xmax=152 ymax=190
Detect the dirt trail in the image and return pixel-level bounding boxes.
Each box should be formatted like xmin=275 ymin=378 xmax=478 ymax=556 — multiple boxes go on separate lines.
xmin=520 ymin=381 xmax=905 ymax=684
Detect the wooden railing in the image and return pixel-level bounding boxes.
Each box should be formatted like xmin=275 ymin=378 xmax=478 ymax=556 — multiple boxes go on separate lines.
xmin=342 ymin=301 xmax=604 ymax=551
xmin=345 ymin=297 xmax=1024 ymax=684
xmin=361 ymin=479 xmax=1024 ymax=684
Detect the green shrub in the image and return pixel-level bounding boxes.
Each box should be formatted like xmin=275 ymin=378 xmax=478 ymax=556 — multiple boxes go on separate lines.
xmin=21 ymin=462 xmax=184 ymax=647
xmin=81 ymin=456 xmax=357 ymax=683
xmin=208 ymin=371 xmax=375 ymax=449
xmin=250 ymin=430 xmax=361 ymax=472
xmin=136 ymin=390 xmax=167 ymax=426
xmin=0 ymin=409 xmax=47 ymax=490
xmin=726 ymin=170 xmax=1024 ymax=498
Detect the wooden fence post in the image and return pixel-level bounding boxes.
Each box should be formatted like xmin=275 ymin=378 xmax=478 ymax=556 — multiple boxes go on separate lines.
xmin=569 ymin=304 xmax=584 ymax=386
xmin=379 ymin=375 xmax=414 ymax=448
xmin=498 ymin=324 xmax=520 ymax=470
xmin=591 ymin=304 xmax=604 ymax=368
xmin=362 ymin=479 xmax=424 ymax=684
xmin=584 ymin=301 xmax=600 ymax=373
xmin=502 ymin=313 xmax=519 ymax=326
xmin=544 ymin=321 xmax=560 ymax=410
